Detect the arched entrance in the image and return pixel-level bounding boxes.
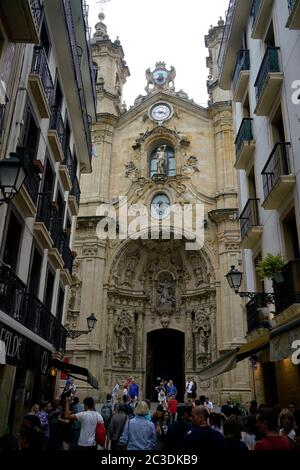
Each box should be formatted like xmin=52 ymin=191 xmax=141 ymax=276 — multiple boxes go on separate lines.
xmin=146 ymin=329 xmax=185 ymax=402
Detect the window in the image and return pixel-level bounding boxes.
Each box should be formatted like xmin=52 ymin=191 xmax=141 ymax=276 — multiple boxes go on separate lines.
xmin=44 ymin=268 xmax=55 ymax=312
xmin=56 ymin=287 xmax=65 ymax=324
xmin=1 ymin=211 xmax=23 ymax=274
xmin=41 ymin=154 xmax=54 ymax=197
xmin=40 ymin=20 xmax=51 ymax=58
xmin=19 ymin=101 xmax=40 ymax=158
xmin=149 ymin=144 xmax=175 ymax=177
xmin=93 ymin=62 xmax=98 ymax=83
xmin=28 ymin=246 xmax=43 ymax=296
xmin=282 ymin=208 xmax=299 ymax=260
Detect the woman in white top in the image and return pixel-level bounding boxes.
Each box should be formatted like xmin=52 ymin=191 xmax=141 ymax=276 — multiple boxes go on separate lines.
xmin=65 ymin=396 xmax=103 ymax=449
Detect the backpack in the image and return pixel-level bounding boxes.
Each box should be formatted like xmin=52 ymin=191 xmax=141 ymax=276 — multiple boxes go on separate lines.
xmin=100 ymin=404 xmax=113 ymax=429
xmin=95 ymin=421 xmax=106 ymax=447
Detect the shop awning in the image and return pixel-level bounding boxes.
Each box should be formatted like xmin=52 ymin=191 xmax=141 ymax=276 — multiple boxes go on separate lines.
xmin=198 ymin=334 xmax=270 ymax=380
xmin=270 ymin=318 xmax=300 ymax=361
xmin=198 ymin=348 xmax=239 ymax=381
xmin=50 ymin=358 xmax=99 ymax=389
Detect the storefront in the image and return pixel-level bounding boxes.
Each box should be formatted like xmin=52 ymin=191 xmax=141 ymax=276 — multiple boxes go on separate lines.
xmin=0 ymin=321 xmax=53 ymax=435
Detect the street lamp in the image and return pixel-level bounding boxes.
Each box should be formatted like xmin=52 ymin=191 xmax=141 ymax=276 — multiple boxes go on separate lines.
xmin=66 ymin=313 xmax=97 ymax=339
xmin=0 ymin=153 xmax=27 ymax=205
xmin=225 ymin=265 xmax=275 ymax=304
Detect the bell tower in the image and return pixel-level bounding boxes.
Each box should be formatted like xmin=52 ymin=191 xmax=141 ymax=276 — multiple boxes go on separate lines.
xmin=91 ymin=12 xmax=130 ymax=117
xmin=79 ymin=11 xmax=130 ymax=208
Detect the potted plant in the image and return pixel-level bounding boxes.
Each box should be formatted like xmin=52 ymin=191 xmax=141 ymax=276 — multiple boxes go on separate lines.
xmin=256 ymin=253 xmax=286 ymax=283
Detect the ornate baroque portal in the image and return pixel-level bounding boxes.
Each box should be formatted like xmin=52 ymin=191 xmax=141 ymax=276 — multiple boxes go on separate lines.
xmin=64 ymin=14 xmax=252 ymax=405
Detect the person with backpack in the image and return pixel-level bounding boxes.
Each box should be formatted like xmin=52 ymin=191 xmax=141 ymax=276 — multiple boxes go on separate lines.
xmin=101 ymin=394 xmax=114 ymax=448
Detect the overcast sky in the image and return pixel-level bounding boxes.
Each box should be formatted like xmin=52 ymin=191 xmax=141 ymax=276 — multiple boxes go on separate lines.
xmin=86 ymin=0 xmax=229 ymax=107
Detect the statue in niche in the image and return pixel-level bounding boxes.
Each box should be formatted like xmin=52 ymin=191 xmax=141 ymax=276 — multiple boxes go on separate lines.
xmin=156 ymin=145 xmax=167 ymax=174
xmin=117 ymin=331 xmax=128 ymax=353
xmin=157 ymin=279 xmax=176 ymax=308
xmin=194 ymin=312 xmax=211 ymax=355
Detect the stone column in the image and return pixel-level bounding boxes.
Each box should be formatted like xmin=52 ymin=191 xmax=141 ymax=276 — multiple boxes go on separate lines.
xmin=185 ymin=310 xmax=194 ymax=372
xmin=135 ymin=311 xmax=144 ymax=370
xmin=105 ymin=306 xmax=115 ymax=368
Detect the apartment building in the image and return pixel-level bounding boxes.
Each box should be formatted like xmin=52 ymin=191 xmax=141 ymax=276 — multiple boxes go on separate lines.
xmin=0 ymin=0 xmax=96 ymax=435
xmin=218 ymin=0 xmax=300 ymax=406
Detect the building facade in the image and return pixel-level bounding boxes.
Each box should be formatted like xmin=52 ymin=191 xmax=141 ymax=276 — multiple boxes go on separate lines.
xmin=0 ymin=0 xmax=95 ymax=435
xmin=65 ymin=13 xmax=252 ymax=405
xmin=218 ymin=0 xmax=300 ymax=407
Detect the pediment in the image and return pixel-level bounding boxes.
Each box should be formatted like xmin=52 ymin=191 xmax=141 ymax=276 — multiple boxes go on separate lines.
xmin=118 ymin=91 xmax=210 ymax=128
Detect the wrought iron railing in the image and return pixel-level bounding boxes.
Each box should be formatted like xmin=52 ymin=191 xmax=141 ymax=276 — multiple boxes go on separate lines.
xmin=50 ymin=214 xmax=63 ymax=252
xmin=239 ymin=198 xmax=261 ymax=240
xmin=246 ymin=293 xmax=270 ymax=334
xmin=70 ymin=175 xmax=81 ymax=206
xmin=235 ymin=118 xmax=254 ymax=156
xmin=29 ymin=0 xmax=43 ymax=33
xmin=254 ymin=47 xmax=281 ymax=102
xmin=61 ymin=235 xmax=73 ymax=274
xmin=17 ymin=146 xmax=41 ymax=205
xmin=261 ymin=142 xmax=291 ymax=200
xmin=0 ymin=265 xmax=67 ymax=351
xmin=217 ymin=0 xmax=235 ymax=73
xmin=49 ymin=106 xmax=66 ymax=150
xmin=0 ymin=103 xmax=7 ymax=140
xmin=273 ymin=259 xmax=300 ymax=314
xmin=31 ymin=46 xmax=54 ymax=105
xmin=82 ymin=0 xmax=96 ymax=106
xmin=63 ymin=145 xmax=76 ymax=182
xmin=36 ymin=192 xmax=52 ymax=231
xmin=232 ymin=49 xmax=250 ymax=92
xmin=251 ymin=0 xmax=262 ymax=26
xmin=288 ymin=0 xmax=297 ymax=14
xmin=63 ymin=0 xmax=93 ymax=160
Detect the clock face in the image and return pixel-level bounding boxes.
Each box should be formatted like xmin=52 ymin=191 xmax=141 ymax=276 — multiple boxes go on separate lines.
xmin=150 ymin=193 xmax=170 ymax=219
xmin=150 ymin=103 xmax=172 ymax=122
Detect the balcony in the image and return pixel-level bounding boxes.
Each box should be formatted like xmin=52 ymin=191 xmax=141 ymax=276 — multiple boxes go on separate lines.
xmin=232 ymin=50 xmax=250 ymax=102
xmin=239 ymin=198 xmax=263 ymax=249
xmin=246 ymin=293 xmax=270 ymax=334
xmin=235 ymin=118 xmax=255 ymax=170
xmin=273 ymin=259 xmax=300 ymax=316
xmin=254 ymin=47 xmax=283 ymax=116
xmin=0 ymin=102 xmax=7 ymax=142
xmin=34 ymin=193 xmax=55 ymax=249
xmin=217 ymin=0 xmax=254 ymax=90
xmin=11 ymin=147 xmax=41 ymax=217
xmin=61 ymin=235 xmax=73 ymax=275
xmin=59 ymin=145 xmax=74 ymax=191
xmin=68 ymin=176 xmax=80 ymax=216
xmin=286 ymin=0 xmax=300 ymax=29
xmin=28 ymin=46 xmax=54 ymax=119
xmin=0 ymin=265 xmax=66 ymax=352
xmin=262 ymin=143 xmax=296 ymax=210
xmin=0 ymin=0 xmax=42 ymax=44
xmin=251 ymin=0 xmax=274 ymax=39
xmin=48 ymin=106 xmax=66 ymax=163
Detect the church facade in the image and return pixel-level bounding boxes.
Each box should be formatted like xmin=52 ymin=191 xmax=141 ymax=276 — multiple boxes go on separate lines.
xmin=65 ymin=14 xmax=252 ymax=404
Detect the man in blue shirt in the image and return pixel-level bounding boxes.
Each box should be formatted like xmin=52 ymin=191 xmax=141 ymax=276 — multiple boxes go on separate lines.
xmin=129 ymin=379 xmax=139 ymax=400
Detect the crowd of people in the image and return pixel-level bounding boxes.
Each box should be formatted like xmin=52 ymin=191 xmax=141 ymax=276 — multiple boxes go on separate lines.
xmin=1 ymin=375 xmax=300 ymax=451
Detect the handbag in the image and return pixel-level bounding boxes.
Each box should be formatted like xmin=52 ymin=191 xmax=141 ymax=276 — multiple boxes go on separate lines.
xmin=95 ymin=420 xmax=106 ymax=446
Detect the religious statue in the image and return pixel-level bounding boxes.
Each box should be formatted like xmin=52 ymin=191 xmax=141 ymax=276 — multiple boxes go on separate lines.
xmin=157 ymin=279 xmax=176 ymax=308
xmin=156 ymin=145 xmax=167 ymax=174
xmin=117 ymin=331 xmax=128 ymax=353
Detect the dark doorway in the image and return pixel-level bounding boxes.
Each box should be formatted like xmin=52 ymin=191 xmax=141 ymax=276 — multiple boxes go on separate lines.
xmin=146 ymin=329 xmax=184 ymax=402
xmin=262 ymin=362 xmax=278 ymax=407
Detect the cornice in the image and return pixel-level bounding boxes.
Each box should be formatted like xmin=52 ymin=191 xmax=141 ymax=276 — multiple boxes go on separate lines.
xmin=208 ymin=208 xmax=239 ymax=224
